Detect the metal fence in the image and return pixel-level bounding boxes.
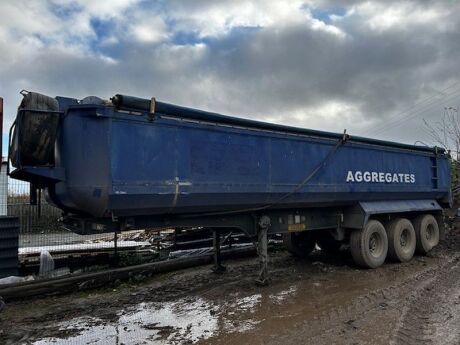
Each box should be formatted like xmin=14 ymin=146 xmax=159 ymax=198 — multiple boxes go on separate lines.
xmin=4 ymin=167 xmax=123 ymax=278
xmin=7 ymin=179 xmax=62 ymax=237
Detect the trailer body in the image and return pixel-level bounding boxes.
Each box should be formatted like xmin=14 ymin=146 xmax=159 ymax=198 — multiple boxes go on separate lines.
xmin=8 ymin=92 xmax=451 ymax=236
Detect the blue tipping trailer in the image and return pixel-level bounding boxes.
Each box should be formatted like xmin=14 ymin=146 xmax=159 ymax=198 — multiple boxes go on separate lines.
xmin=8 ymin=91 xmax=452 ymax=280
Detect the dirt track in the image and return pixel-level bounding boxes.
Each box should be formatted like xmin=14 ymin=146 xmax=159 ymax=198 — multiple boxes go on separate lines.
xmin=0 ymin=229 xmax=459 ymax=345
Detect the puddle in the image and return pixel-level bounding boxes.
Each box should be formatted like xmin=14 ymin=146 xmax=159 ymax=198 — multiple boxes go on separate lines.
xmin=226 ymin=293 xmax=262 ymax=315
xmin=33 ymin=299 xmax=218 ymax=345
xmin=269 ymin=285 xmax=297 ymax=304
xmin=32 ymin=291 xmax=280 ymax=345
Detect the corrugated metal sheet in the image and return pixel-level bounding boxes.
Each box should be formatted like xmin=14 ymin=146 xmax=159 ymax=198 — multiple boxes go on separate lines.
xmin=0 ymin=162 xmax=7 ymax=216
xmin=0 ymin=216 xmax=19 ymax=278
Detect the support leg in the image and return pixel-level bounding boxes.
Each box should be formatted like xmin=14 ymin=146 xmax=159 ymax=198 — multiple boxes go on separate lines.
xmin=256 ymin=215 xmax=270 ymax=286
xmin=113 ymin=232 xmax=119 ymax=267
xmin=212 ymin=229 xmax=226 ymax=274
xmin=0 ymin=296 xmax=5 ymax=313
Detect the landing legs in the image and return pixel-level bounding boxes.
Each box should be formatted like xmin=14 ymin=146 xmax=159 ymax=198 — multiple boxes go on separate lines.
xmin=212 ymin=229 xmax=226 ymax=274
xmin=210 ymin=215 xmax=271 ymax=285
xmin=255 ymin=215 xmax=270 ymax=286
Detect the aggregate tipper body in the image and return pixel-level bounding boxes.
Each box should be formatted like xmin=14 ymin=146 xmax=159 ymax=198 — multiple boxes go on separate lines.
xmin=9 ymin=91 xmax=451 ymax=281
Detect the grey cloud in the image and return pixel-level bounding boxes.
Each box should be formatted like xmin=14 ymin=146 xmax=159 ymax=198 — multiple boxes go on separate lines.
xmin=0 ymin=0 xmax=459 ymax=148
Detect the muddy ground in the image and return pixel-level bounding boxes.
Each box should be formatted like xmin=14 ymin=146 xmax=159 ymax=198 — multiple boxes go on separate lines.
xmin=1 ymin=229 xmax=459 ymax=345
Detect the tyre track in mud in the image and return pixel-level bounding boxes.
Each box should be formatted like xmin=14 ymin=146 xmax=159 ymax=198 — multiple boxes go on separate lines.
xmin=270 ymin=253 xmax=460 ymax=345
xmin=391 ymin=258 xmax=460 ymax=345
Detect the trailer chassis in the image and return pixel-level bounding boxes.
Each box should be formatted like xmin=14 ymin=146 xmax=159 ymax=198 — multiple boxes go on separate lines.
xmin=62 ymin=199 xmax=445 ymax=283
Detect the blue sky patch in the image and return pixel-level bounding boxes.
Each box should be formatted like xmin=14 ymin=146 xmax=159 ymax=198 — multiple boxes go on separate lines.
xmin=172 ymin=31 xmax=209 ymax=46
xmin=310 ymin=7 xmax=346 ymax=24
xmin=90 ymin=18 xmax=114 ymax=41
xmin=88 ymin=18 xmax=121 ymax=58
xmin=49 ymin=1 xmax=82 ymax=19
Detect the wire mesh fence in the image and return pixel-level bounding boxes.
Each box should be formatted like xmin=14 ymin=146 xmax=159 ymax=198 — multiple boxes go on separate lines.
xmin=7 ymin=179 xmax=62 ymax=239
xmin=3 ymin=171 xmax=156 ymax=279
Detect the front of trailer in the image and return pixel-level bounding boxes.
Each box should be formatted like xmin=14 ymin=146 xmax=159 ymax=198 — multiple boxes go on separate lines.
xmin=8 ymin=91 xmax=111 ymax=220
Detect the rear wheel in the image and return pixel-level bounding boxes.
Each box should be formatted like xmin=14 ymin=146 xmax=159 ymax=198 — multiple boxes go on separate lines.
xmin=350 ymin=220 xmax=388 ymax=268
xmin=413 ymin=214 xmax=439 ymax=254
xmin=282 ymin=231 xmax=315 ymax=258
xmin=386 ymin=218 xmax=416 ymax=262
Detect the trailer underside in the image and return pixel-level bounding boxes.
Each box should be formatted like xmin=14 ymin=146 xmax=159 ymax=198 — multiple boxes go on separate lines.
xmin=62 ymin=199 xmax=445 ymax=284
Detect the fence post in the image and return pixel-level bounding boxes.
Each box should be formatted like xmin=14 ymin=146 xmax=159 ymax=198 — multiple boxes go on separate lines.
xmin=0 ymin=97 xmax=3 ymax=157
xmin=0 ymin=97 xmax=5 ymax=217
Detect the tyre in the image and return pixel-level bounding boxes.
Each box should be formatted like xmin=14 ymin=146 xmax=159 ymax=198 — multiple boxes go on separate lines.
xmin=413 ymin=214 xmax=439 ymax=254
xmin=282 ymin=231 xmax=315 ymax=258
xmin=316 ymin=233 xmax=342 ymax=254
xmin=386 ymin=218 xmax=416 ymax=262
xmin=350 ymin=220 xmax=388 ymax=268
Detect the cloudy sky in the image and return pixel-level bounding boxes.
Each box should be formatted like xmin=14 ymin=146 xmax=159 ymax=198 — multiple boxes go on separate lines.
xmin=1 ymin=0 xmax=459 ymax=154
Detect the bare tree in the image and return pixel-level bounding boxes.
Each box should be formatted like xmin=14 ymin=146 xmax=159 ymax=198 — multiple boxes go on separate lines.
xmin=424 ymin=106 xmax=460 ymax=213
xmin=423 ymin=106 xmax=460 ymax=159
